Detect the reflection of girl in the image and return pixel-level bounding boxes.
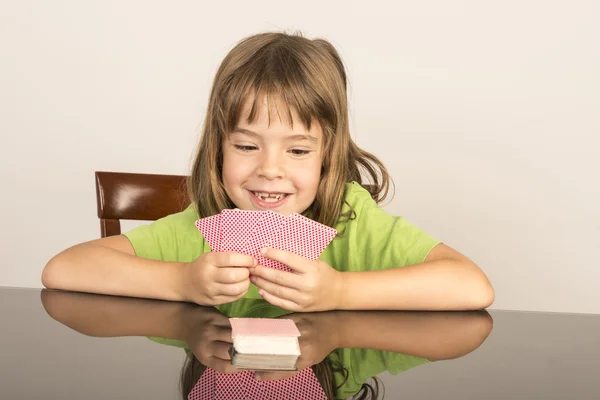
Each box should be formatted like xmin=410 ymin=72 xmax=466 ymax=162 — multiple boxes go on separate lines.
xmin=41 ymin=291 xmax=492 ymax=399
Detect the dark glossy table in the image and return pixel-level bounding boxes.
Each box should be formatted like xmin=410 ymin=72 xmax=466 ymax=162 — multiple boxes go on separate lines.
xmin=1 ymin=287 xmax=599 ymax=399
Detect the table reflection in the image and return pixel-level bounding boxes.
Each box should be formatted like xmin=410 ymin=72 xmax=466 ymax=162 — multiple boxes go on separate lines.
xmin=41 ymin=290 xmax=492 ymax=399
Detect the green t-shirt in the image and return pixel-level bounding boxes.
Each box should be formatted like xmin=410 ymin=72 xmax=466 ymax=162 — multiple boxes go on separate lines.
xmin=124 ymin=181 xmax=441 ymax=300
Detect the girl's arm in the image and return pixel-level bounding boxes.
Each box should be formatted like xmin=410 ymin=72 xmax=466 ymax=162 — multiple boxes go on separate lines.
xmin=42 ymin=235 xmax=256 ymax=306
xmin=42 ymin=289 xmax=491 ymax=363
xmin=42 ymin=235 xmax=187 ymax=302
xmin=331 ymin=310 xmax=493 ymax=360
xmin=252 ymin=243 xmax=494 ymax=312
xmin=284 ymin=309 xmax=493 ymax=362
xmin=41 ymin=289 xmax=193 ymax=338
xmin=339 ymin=243 xmax=494 ymax=310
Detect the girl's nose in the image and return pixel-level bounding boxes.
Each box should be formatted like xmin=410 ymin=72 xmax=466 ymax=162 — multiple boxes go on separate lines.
xmin=257 ymin=151 xmax=284 ymax=180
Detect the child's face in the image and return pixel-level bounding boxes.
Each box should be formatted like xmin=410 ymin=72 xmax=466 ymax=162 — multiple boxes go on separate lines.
xmin=222 ymin=95 xmax=323 ymax=216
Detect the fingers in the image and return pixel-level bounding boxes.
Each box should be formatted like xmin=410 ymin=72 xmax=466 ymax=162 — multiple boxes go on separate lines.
xmin=214 ymin=266 xmax=250 ymax=284
xmin=207 ymin=340 xmax=233 ymax=361
xmin=216 ymin=279 xmax=250 ymax=297
xmin=260 ymin=248 xmax=307 ymax=273
xmin=212 ymin=252 xmax=257 ymax=268
xmin=251 ymin=265 xmax=302 ymax=289
xmin=258 ymin=289 xmax=301 ymax=312
xmin=204 ymin=324 xmax=233 ymax=344
xmin=203 ymin=356 xmax=239 ymax=374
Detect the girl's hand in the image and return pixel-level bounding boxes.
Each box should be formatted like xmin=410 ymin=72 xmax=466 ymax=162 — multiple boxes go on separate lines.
xmin=252 ymin=312 xmax=341 ymax=381
xmin=181 ymin=252 xmax=257 ymax=306
xmin=281 ymin=312 xmax=340 ymax=368
xmin=249 ymin=248 xmax=343 ymax=312
xmin=182 ymin=306 xmax=240 ymax=374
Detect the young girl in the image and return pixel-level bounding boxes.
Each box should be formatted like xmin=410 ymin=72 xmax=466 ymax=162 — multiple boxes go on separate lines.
xmin=42 ymin=31 xmax=494 ymax=312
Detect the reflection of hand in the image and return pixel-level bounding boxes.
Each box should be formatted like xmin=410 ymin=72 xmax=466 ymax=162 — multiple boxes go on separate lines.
xmin=252 ymin=312 xmax=341 ymax=382
xmin=182 ymin=307 xmax=240 ymax=374
xmin=282 ymin=312 xmax=340 ymax=370
xmin=42 ymin=289 xmax=241 ymax=373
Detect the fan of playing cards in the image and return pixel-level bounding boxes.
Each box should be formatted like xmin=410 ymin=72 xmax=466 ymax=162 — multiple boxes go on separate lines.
xmin=195 ymin=209 xmax=337 ymax=272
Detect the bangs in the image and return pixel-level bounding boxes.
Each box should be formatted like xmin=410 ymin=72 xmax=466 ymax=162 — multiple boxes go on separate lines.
xmin=217 ymin=41 xmax=337 ymax=135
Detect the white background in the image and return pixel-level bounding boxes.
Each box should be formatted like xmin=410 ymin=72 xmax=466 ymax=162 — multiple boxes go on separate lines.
xmin=1 ymin=1 xmax=598 ymax=313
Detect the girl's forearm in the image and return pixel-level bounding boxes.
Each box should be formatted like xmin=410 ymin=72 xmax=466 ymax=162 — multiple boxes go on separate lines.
xmin=333 ymin=310 xmax=493 ymax=360
xmin=338 ymin=259 xmax=494 ymax=311
xmin=42 ymin=242 xmax=186 ymax=302
xmin=41 ymin=290 xmax=192 ymax=338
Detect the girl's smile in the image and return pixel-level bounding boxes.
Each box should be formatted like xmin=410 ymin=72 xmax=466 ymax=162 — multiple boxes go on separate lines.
xmin=248 ymin=190 xmax=291 ymax=210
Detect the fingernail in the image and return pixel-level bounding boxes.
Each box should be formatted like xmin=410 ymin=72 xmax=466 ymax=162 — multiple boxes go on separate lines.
xmin=250 ymin=276 xmax=256 ymax=283
xmin=249 ymin=267 xmax=255 ymax=274
xmin=253 ymin=258 xmax=258 ymax=266
xmin=260 ymin=248 xmax=267 ymax=255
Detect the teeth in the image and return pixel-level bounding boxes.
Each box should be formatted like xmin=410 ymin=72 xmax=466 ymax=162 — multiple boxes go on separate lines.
xmin=254 ymin=192 xmax=286 ymax=201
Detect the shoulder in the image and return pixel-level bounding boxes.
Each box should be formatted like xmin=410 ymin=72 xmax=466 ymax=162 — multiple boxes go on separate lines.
xmin=342 ymin=181 xmax=376 ymax=210
xmin=123 ymin=204 xmax=206 ymax=262
xmin=336 ymin=181 xmax=377 ymax=226
xmin=330 ymin=348 xmax=429 ymax=399
xmin=329 ymin=181 xmax=441 ymax=269
xmin=336 ymin=181 xmax=386 ymax=230
xmin=128 ymin=204 xmax=200 ymax=238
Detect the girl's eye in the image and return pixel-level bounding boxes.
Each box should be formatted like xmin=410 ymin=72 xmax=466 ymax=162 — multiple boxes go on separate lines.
xmin=289 ymin=149 xmax=311 ymax=156
xmin=234 ymin=145 xmax=257 ymax=152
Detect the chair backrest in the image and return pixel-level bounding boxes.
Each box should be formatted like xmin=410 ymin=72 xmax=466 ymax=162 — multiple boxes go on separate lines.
xmin=95 ymin=171 xmax=189 ymax=238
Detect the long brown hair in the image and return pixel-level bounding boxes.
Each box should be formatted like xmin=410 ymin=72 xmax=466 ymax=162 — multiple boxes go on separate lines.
xmin=188 ymin=31 xmax=392 ymax=228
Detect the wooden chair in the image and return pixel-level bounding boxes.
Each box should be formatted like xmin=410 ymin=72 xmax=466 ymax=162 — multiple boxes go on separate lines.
xmin=95 ymin=171 xmax=190 ymax=238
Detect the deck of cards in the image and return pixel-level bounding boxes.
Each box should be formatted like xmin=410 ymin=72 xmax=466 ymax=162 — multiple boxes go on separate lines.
xmin=195 ymin=209 xmax=337 ymax=272
xmin=228 ymin=318 xmax=301 ymax=371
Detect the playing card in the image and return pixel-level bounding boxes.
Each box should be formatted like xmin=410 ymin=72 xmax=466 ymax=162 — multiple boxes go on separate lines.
xmin=271 ymin=213 xmax=337 ymax=260
xmin=195 ymin=214 xmax=221 ymax=252
xmin=219 ymin=209 xmax=264 ymax=253
xmin=213 ymin=371 xmax=255 ymax=400
xmin=242 ymin=211 xmax=289 ymax=271
xmin=190 ymin=368 xmax=327 ymax=400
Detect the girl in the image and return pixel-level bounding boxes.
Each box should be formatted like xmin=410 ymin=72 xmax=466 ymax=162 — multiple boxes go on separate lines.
xmin=42 ymin=32 xmax=494 ymax=312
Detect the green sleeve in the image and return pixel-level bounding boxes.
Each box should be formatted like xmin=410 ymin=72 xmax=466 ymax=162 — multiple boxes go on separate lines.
xmin=123 ymin=205 xmax=266 ymax=300
xmin=122 ymin=204 xmax=208 ymax=263
xmin=323 ymin=182 xmax=441 ymax=272
xmin=332 ymin=348 xmax=430 ymax=399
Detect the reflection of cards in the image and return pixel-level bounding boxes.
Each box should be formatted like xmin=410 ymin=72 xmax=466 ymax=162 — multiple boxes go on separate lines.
xmin=192 ymin=367 xmax=328 ymax=400
xmin=195 ymin=210 xmax=336 ymax=272
xmin=229 ymin=318 xmax=300 ymax=371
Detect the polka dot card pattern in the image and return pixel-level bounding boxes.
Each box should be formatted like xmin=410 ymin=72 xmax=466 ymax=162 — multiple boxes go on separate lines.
xmin=195 ymin=215 xmax=221 ymax=252
xmin=242 ymin=211 xmax=289 ymax=271
xmin=271 ymin=213 xmax=337 ymax=261
xmin=219 ymin=210 xmax=265 ymax=253
xmin=188 ymin=367 xmax=327 ymax=400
